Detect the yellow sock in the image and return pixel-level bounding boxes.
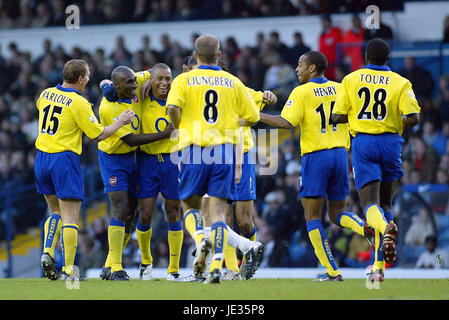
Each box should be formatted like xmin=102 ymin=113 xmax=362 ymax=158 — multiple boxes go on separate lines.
xmin=43 ymin=213 xmax=62 ymax=258
xmin=366 ymin=205 xmax=388 ymax=235
xmin=183 ymin=209 xmax=205 ymax=246
xmin=167 ymin=221 xmax=183 ymax=274
xmin=307 ymin=220 xmax=340 ymax=277
xmin=224 ymin=244 xmax=239 ymax=272
xmin=336 ymin=211 xmax=365 ymax=237
xmin=372 ymin=229 xmax=385 ymax=272
xmin=108 ymin=218 xmax=125 ymax=273
xmin=105 ymin=232 xmax=131 ymax=268
xmin=209 ymin=222 xmax=228 ymax=272
xmin=123 ymin=232 xmax=131 ymax=249
xmin=137 ymin=222 xmax=153 ymax=265
xmin=61 ymin=223 xmax=78 ymax=275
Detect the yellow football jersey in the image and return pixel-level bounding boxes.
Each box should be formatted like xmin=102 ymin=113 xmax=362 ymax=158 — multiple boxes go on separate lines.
xmin=242 ymin=87 xmax=266 ymax=153
xmin=35 ymin=85 xmax=104 ymax=155
xmin=140 ymin=94 xmax=178 ymax=154
xmin=281 ymin=78 xmax=350 ymax=156
xmin=97 ymin=70 xmax=150 ymax=154
xmin=333 ymin=64 xmax=421 ymax=136
xmin=166 ymin=65 xmax=260 ymax=150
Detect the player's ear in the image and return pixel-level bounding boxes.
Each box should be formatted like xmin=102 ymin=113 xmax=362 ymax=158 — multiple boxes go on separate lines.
xmin=309 ymin=63 xmax=316 ymax=74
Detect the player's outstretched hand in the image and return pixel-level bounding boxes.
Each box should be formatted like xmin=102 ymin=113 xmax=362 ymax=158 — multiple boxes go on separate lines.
xmin=117 ymin=109 xmax=135 ymax=125
xmin=262 ymin=90 xmax=277 ymax=104
xmin=100 ymin=79 xmax=113 ymax=89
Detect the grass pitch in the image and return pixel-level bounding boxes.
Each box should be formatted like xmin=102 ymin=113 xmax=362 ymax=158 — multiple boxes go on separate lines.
xmin=0 ymin=278 xmax=448 ymax=300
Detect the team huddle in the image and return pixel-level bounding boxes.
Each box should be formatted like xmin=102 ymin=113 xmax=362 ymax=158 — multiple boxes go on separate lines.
xmin=35 ymin=34 xmax=420 ymax=284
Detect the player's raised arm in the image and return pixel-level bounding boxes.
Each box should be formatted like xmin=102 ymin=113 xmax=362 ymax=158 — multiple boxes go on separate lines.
xmin=236 ymin=81 xmax=260 ymax=127
xmin=94 ymin=108 xmax=135 ymax=142
xmin=122 ymin=123 xmax=173 ymax=146
xmin=331 ymin=77 xmax=350 ymax=124
xmin=167 ymin=104 xmax=181 ymax=129
xmin=259 ymin=112 xmax=293 ymax=129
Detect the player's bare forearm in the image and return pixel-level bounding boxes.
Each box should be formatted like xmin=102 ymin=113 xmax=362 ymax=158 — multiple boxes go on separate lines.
xmin=95 ymin=109 xmax=135 ymax=142
xmin=238 ymin=118 xmax=258 ymax=127
xmin=331 ymin=113 xmax=348 ymax=124
xmin=259 ymin=113 xmax=292 ymax=129
xmin=403 ymin=113 xmax=419 ymax=131
xmin=167 ymin=105 xmax=181 ymax=129
xmin=122 ymin=131 xmax=172 ymax=147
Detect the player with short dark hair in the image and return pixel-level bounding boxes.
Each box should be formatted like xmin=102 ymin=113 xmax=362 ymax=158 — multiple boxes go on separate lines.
xmin=332 ymin=38 xmax=421 ymax=282
xmin=97 ymin=66 xmax=172 ymax=281
xmin=37 ymin=59 xmax=135 ymax=281
xmin=260 ymin=51 xmax=374 ymax=281
xmin=133 ymin=63 xmax=184 ymax=281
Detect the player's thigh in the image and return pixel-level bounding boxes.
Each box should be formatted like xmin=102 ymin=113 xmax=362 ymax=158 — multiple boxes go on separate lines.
xmin=50 ymin=151 xmax=84 ymax=200
xmin=58 ymin=199 xmax=82 ymax=225
xmin=299 ymin=150 xmax=330 ymax=199
xmin=44 ymin=194 xmax=61 ymax=214
xmin=380 ymin=134 xmax=405 ymax=184
xmin=159 ymin=160 xmax=180 ymax=200
xmin=327 ymin=148 xmax=350 ymax=202
xmin=301 ymin=197 xmax=326 ymax=221
xmin=351 ymin=134 xmax=382 ymax=192
xmin=34 ymin=151 xmax=56 ymax=196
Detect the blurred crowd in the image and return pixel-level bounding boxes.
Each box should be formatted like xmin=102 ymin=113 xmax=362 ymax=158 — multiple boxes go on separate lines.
xmin=0 ymin=0 xmax=405 ymax=29
xmin=1 ymin=5 xmax=449 ymax=272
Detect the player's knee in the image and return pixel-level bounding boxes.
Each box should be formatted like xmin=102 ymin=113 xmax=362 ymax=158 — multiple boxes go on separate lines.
xmin=165 ymin=200 xmax=181 ymax=222
xmin=111 ymin=199 xmax=129 ymax=221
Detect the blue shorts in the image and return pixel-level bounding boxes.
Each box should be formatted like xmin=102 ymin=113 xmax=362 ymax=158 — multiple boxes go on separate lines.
xmin=136 ymin=152 xmax=180 ymax=200
xmin=351 ymin=133 xmax=404 ymax=191
xmin=231 ymin=149 xmax=256 ymax=201
xmin=34 ymin=150 xmax=84 ymax=200
xmin=178 ymin=144 xmax=234 ymax=200
xmin=299 ymin=147 xmax=349 ymax=201
xmin=98 ymin=150 xmax=139 ymax=196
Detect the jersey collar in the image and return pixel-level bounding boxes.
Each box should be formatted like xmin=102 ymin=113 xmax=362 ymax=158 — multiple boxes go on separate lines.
xmin=197 ymin=65 xmax=222 ymax=71
xmin=365 ymin=64 xmax=391 ymax=71
xmin=56 ymin=84 xmax=81 ymax=95
xmin=150 ymin=92 xmax=166 ymax=106
xmin=309 ymin=77 xmax=328 ymax=84
xmin=117 ymin=98 xmax=132 ymax=104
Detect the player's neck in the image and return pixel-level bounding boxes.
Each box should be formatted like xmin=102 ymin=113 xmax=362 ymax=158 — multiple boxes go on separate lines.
xmin=309 ymin=73 xmax=324 ymax=80
xmin=197 ymin=59 xmax=217 ymax=66
xmin=61 ymin=81 xmax=83 ymax=93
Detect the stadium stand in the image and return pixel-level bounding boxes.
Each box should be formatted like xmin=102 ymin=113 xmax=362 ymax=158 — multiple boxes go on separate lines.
xmin=1 ymin=0 xmax=449 ymax=278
